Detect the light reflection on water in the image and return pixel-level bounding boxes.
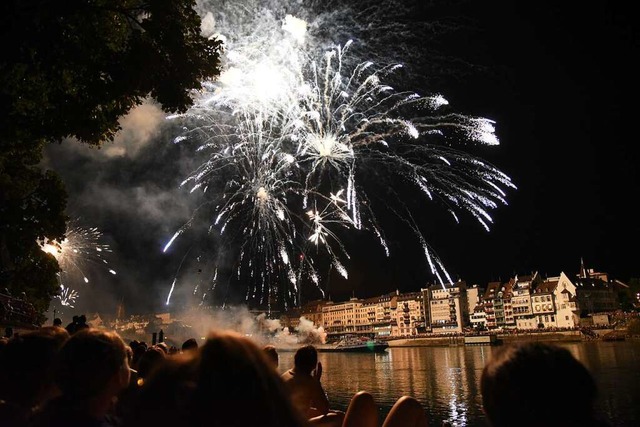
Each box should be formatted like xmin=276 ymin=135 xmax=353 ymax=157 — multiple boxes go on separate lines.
xmin=278 ymin=341 xmax=640 ymax=427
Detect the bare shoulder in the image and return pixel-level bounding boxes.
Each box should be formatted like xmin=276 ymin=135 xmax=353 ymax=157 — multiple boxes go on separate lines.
xmin=281 ymin=369 xmax=295 ymax=382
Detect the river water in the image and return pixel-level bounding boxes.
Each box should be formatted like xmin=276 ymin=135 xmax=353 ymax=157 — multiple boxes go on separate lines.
xmin=277 ymin=341 xmax=640 ymax=426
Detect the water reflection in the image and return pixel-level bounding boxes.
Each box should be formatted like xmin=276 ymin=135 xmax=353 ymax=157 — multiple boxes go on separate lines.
xmin=559 ymin=342 xmax=640 ymax=427
xmin=278 ymin=341 xmax=640 ymax=427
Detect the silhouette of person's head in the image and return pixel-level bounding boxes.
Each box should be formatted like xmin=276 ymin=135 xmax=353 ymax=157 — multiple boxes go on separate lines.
xmin=55 ymin=328 xmax=130 ymax=400
xmin=181 ymin=338 xmax=198 ymax=353
xmin=262 ymin=344 xmax=279 ymax=369
xmin=53 ymin=318 xmax=62 ymax=327
xmin=123 ymin=331 xmax=306 ymax=427
xmin=0 ymin=326 xmax=70 ymax=411
xmin=136 ymin=347 xmax=166 ymax=381
xmin=129 ymin=341 xmax=147 ymax=370
xmin=481 ymin=342 xmax=605 ymax=427
xmin=65 ymin=317 xmax=78 ymax=335
xmin=155 ymin=342 xmax=168 ymax=354
xmin=293 ymin=344 xmax=318 ymax=375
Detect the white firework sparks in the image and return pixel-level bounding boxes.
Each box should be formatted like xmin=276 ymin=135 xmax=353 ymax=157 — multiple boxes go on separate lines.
xmin=40 ymin=220 xmax=117 ymax=305
xmin=164 ymin=0 xmax=516 ymax=309
xmin=56 ymin=283 xmax=79 ymax=308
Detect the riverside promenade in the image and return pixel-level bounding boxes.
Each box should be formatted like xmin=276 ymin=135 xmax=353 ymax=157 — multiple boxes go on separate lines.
xmin=385 ymin=329 xmax=607 ymax=347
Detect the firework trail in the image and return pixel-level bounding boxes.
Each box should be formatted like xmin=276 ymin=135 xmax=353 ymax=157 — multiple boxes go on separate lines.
xmin=41 ymin=220 xmax=117 ymax=306
xmin=163 ymin=0 xmax=515 ymax=309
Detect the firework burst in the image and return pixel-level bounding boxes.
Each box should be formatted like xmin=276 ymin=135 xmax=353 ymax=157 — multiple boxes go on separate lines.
xmin=56 ymin=284 xmax=79 ymax=308
xmin=40 ymin=220 xmax=117 ymax=306
xmin=164 ymin=0 xmax=515 ymax=309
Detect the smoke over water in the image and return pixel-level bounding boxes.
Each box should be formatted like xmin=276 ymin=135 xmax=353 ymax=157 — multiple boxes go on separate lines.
xmin=160 ymin=306 xmax=327 ymax=349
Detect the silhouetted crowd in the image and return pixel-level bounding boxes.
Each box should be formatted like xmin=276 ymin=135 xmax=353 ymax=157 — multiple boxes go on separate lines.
xmin=0 ymin=319 xmax=611 ymax=427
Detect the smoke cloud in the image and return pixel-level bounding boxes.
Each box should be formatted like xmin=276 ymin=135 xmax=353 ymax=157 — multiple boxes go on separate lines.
xmin=161 ymin=306 xmax=327 ymax=349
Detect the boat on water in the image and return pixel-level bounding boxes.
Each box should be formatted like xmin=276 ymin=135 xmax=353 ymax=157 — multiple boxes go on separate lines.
xmin=317 ymin=335 xmax=389 ymax=353
xmin=464 ymin=334 xmax=501 ymax=346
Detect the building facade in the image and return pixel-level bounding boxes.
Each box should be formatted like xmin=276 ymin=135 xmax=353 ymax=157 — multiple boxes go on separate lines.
xmin=427 ymin=282 xmax=468 ymax=334
xmin=281 ymin=263 xmax=619 ymax=338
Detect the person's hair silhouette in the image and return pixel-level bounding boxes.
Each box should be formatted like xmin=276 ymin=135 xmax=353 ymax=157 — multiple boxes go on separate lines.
xmin=481 ymin=342 xmax=607 ymax=427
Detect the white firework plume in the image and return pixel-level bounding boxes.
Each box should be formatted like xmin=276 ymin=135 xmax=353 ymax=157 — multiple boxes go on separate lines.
xmin=164 ymin=0 xmax=515 ymax=309
xmin=40 ymin=220 xmax=117 ymax=305
xmin=56 ymin=284 xmax=79 ymax=308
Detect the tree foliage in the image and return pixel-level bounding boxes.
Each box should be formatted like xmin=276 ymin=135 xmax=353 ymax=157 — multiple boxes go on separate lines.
xmin=0 ymin=0 xmax=223 ymax=322
xmin=0 ymin=148 xmax=68 ymax=322
xmin=1 ymin=0 xmax=222 ymax=152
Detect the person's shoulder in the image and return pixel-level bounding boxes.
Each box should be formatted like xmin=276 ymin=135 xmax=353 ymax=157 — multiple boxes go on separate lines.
xmin=281 ymin=369 xmax=295 ymax=380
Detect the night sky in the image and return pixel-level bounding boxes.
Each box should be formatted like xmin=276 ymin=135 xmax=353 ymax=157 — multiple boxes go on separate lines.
xmin=42 ymin=1 xmax=640 ymax=315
